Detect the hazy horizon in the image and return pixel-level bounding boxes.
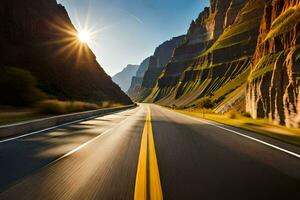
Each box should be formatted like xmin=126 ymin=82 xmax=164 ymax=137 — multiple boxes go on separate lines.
xmin=57 ymin=0 xmax=209 ymax=76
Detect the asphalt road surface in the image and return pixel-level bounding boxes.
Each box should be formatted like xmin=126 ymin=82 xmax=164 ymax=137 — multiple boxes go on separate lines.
xmin=0 ymin=104 xmax=300 ymax=200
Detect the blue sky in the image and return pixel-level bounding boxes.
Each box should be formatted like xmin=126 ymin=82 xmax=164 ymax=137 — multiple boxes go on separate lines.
xmin=57 ymin=0 xmax=209 ymax=76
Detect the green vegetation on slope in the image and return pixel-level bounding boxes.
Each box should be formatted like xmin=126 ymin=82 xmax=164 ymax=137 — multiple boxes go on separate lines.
xmin=200 ymin=0 xmax=264 ymax=57
xmin=214 ymin=67 xmax=250 ymax=100
xmin=248 ymin=52 xmax=283 ymax=81
xmin=0 ymin=67 xmax=47 ymax=106
xmin=37 ymin=100 xmax=100 ymax=115
xmin=0 ymin=67 xmax=127 ymax=124
xmin=266 ymin=6 xmax=300 ymax=40
xmin=145 ymin=0 xmax=265 ymax=112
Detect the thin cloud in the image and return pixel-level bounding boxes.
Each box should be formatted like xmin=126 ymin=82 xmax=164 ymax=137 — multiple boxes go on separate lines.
xmin=118 ymin=8 xmax=144 ymax=25
xmin=129 ymin=13 xmax=144 ymax=25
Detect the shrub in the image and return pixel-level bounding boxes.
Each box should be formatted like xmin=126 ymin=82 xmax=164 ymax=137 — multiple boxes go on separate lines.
xmin=242 ymin=112 xmax=252 ymax=118
xmin=100 ymin=101 xmax=124 ymax=108
xmin=196 ymin=97 xmax=215 ymax=109
xmin=0 ymin=67 xmax=47 ymax=106
xmin=37 ymin=100 xmax=99 ymax=115
xmin=213 ymin=96 xmax=226 ymax=105
xmin=226 ymin=110 xmax=239 ymax=119
xmin=109 ymin=103 xmax=124 ymax=108
xmin=100 ymin=101 xmax=111 ymax=108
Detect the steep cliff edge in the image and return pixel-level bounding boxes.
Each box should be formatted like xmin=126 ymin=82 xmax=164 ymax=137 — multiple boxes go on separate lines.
xmin=146 ymin=0 xmax=265 ymax=110
xmin=132 ymin=36 xmax=184 ymax=101
xmin=127 ymin=57 xmax=150 ymax=99
xmin=246 ymin=0 xmax=300 ymax=128
xmin=146 ymin=0 xmax=238 ymax=104
xmin=0 ymin=0 xmax=132 ymax=105
xmin=127 ymin=0 xmax=300 ymax=128
xmin=112 ymin=65 xmax=139 ymax=92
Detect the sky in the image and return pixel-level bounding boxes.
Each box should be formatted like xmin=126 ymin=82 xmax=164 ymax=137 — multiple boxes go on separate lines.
xmin=57 ymin=0 xmax=209 ymax=76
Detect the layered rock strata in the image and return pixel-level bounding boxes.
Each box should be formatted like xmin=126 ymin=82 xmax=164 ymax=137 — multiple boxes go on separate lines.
xmin=246 ymin=0 xmax=300 ymax=127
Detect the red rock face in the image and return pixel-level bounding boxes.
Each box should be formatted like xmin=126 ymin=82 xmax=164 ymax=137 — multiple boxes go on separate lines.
xmin=246 ymin=0 xmax=300 ymax=127
xmin=224 ymin=0 xmax=247 ymax=28
xmin=210 ymin=0 xmax=232 ymax=39
xmin=0 ymin=0 xmax=132 ymax=104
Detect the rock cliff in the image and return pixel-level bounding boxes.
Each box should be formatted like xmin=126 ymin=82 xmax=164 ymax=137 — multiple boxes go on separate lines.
xmin=246 ymin=0 xmax=300 ymax=127
xmin=0 ymin=0 xmax=132 ymax=104
xmin=127 ymin=57 xmax=150 ymax=99
xmin=131 ymin=36 xmax=185 ymax=101
xmin=144 ymin=0 xmax=300 ymax=128
xmin=146 ymin=0 xmax=265 ymax=110
xmin=112 ymin=65 xmax=139 ymax=92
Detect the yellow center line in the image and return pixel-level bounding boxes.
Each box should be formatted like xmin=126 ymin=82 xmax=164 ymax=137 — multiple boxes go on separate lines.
xmin=134 ymin=106 xmax=163 ymax=200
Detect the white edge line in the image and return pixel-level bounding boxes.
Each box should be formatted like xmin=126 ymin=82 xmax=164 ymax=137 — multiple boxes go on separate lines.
xmin=0 ymin=108 xmax=134 ymax=143
xmin=46 ymin=107 xmax=140 ymax=165
xmin=0 ymin=115 xmax=98 ymax=143
xmin=55 ymin=124 xmax=115 ymax=162
xmin=25 ymin=107 xmax=139 ymax=168
xmin=167 ymin=108 xmax=300 ymax=159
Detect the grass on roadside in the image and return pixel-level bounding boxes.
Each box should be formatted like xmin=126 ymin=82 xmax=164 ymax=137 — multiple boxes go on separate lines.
xmin=174 ymin=109 xmax=300 ymax=146
xmin=36 ymin=100 xmax=100 ymax=115
xmin=0 ymin=100 xmax=126 ymax=126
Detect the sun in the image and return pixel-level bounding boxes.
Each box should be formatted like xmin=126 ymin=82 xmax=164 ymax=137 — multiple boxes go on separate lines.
xmin=77 ymin=30 xmax=91 ymax=43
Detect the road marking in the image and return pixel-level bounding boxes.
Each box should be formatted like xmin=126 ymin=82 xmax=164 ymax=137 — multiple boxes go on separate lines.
xmin=36 ymin=108 xmax=141 ymax=168
xmin=171 ymin=109 xmax=300 ymax=159
xmin=134 ymin=118 xmax=148 ymax=200
xmin=0 ymin=108 xmax=133 ymax=144
xmin=0 ymin=115 xmax=100 ymax=144
xmin=134 ymin=106 xmax=163 ymax=200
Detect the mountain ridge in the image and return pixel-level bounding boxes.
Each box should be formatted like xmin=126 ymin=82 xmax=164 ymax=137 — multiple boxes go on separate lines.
xmin=112 ymin=64 xmax=139 ymax=92
xmin=128 ymin=35 xmax=185 ymax=101
xmin=127 ymin=57 xmax=151 ymax=97
xmin=0 ymin=0 xmax=132 ymax=105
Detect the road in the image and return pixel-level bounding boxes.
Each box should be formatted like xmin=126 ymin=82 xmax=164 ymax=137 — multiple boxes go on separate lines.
xmin=0 ymin=104 xmax=300 ymax=199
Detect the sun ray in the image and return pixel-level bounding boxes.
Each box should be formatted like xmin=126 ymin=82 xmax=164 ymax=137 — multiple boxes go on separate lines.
xmin=42 ymin=8 xmax=104 ymax=65
xmin=77 ymin=30 xmax=91 ymax=43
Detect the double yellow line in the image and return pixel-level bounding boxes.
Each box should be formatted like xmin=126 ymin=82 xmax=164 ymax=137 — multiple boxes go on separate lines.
xmin=134 ymin=106 xmax=163 ymax=200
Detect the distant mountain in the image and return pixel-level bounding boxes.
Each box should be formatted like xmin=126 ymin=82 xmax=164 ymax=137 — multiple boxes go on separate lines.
xmin=128 ymin=36 xmax=185 ymax=101
xmin=112 ymin=65 xmax=139 ymax=92
xmin=0 ymin=0 xmax=132 ymax=105
xmin=136 ymin=57 xmax=151 ymax=78
xmin=127 ymin=57 xmax=150 ymax=98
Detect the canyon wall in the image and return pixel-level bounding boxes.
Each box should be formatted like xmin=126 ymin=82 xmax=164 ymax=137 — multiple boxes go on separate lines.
xmin=246 ymin=0 xmax=300 ymax=127
xmin=146 ymin=0 xmax=264 ymax=111
xmin=127 ymin=57 xmax=150 ymax=99
xmin=0 ymin=0 xmax=132 ymax=104
xmin=131 ymin=36 xmax=185 ymax=101
xmin=112 ymin=65 xmax=139 ymax=92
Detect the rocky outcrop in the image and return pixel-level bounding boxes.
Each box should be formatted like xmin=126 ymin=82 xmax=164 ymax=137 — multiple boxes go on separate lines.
xmin=146 ymin=0 xmax=265 ymax=109
xmin=130 ymin=0 xmax=300 ymax=128
xmin=246 ymin=0 xmax=300 ymax=127
xmin=0 ymin=0 xmax=132 ymax=105
xmin=142 ymin=36 xmax=185 ymax=88
xmin=132 ymin=36 xmax=184 ymax=101
xmin=112 ymin=65 xmax=139 ymax=92
xmin=127 ymin=57 xmax=150 ymax=98
xmin=224 ymin=0 xmax=247 ymax=28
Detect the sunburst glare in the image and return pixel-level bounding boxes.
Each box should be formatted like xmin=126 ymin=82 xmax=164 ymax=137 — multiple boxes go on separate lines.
xmin=45 ymin=9 xmax=110 ymax=64
xmin=77 ymin=30 xmax=91 ymax=43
